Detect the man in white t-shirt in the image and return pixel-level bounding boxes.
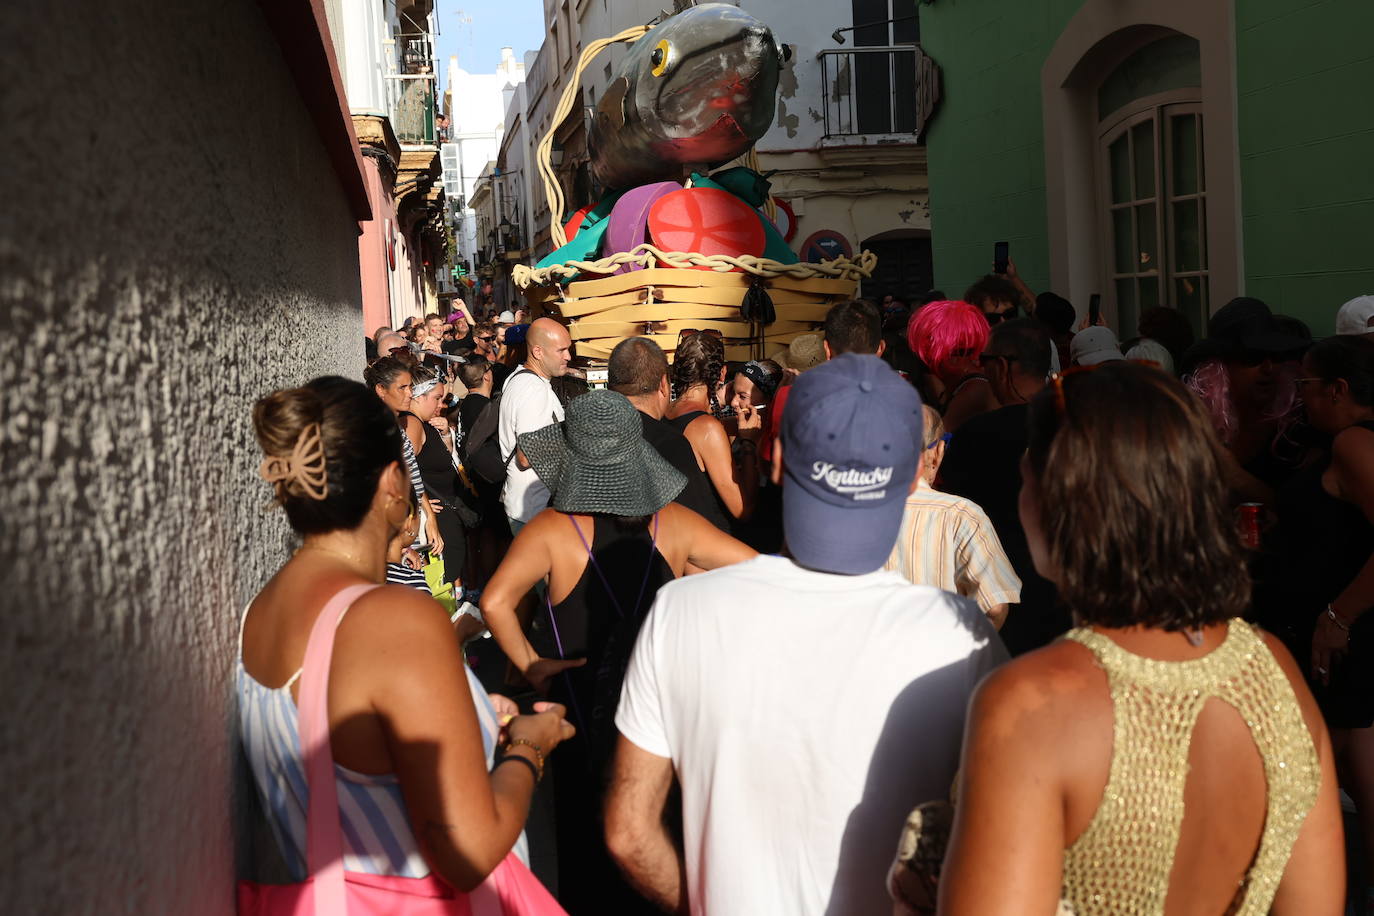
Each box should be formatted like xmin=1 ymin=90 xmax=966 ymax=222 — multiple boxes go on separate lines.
xmin=605 ymin=353 xmax=1007 ymax=915
xmin=499 ymin=317 xmax=571 ymax=533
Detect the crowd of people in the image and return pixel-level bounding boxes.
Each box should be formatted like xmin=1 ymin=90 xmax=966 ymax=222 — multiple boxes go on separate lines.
xmin=236 ymin=282 xmax=1374 ymax=914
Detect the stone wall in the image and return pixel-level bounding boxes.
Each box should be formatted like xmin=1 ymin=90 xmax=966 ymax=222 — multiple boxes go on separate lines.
xmin=0 ymin=0 xmax=365 ymax=910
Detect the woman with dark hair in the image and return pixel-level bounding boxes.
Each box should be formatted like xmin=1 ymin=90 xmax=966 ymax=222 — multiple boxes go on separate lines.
xmin=405 ymin=365 xmax=468 ymax=590
xmin=933 ymin=362 xmax=1342 ymax=915
xmin=666 ymin=331 xmax=762 ymax=521
xmin=727 ymin=359 xmax=785 ymax=552
xmin=238 ymin=376 xmax=573 ymax=897
xmin=481 ymin=389 xmax=754 ymax=912
xmin=1267 ymin=335 xmax=1374 ymax=911
xmin=365 ymin=356 xmax=442 ymax=556
xmin=729 ymin=358 xmax=783 ymax=417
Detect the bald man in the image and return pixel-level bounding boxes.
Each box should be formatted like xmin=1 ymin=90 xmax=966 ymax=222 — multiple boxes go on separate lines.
xmin=374 ymin=333 xmax=408 ymax=358
xmin=498 ymin=317 xmax=572 ymax=531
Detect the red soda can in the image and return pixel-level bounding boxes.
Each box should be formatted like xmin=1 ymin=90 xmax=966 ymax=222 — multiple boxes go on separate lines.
xmin=1238 ymin=502 xmax=1263 ymax=549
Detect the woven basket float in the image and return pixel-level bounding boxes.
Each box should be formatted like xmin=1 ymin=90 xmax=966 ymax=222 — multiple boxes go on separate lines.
xmin=515 ymin=247 xmax=875 ymax=363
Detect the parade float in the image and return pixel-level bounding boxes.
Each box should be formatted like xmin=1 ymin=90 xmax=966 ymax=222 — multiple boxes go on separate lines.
xmin=512 ymin=1 xmax=875 ymax=366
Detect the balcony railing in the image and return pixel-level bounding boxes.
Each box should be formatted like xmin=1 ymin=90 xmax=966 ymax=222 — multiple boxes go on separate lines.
xmin=818 ymin=45 xmax=919 ymax=138
xmin=393 ymin=78 xmax=436 ymax=146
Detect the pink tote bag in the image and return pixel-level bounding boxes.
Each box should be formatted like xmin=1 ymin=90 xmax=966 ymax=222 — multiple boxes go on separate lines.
xmin=238 ymin=584 xmax=566 ymax=916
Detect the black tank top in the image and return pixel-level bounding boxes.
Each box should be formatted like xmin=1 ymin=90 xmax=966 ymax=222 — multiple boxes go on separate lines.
xmin=413 ymin=420 xmax=461 ymax=507
xmin=667 ymin=409 xmax=709 ymax=434
xmin=665 ymin=410 xmax=736 ymax=526
xmin=1268 ymin=421 xmax=1374 ymax=633
xmin=544 ymin=515 xmax=674 ymax=757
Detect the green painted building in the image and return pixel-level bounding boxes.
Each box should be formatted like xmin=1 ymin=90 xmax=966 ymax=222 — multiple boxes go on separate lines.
xmin=918 ymin=0 xmax=1374 ymax=337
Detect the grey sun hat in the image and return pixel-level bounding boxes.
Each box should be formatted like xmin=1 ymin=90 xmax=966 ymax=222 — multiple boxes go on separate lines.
xmin=517 ymin=389 xmax=687 ymax=516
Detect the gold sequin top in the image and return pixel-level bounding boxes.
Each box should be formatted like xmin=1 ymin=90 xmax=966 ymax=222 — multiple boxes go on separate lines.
xmin=1059 ymin=620 xmax=1320 ymax=915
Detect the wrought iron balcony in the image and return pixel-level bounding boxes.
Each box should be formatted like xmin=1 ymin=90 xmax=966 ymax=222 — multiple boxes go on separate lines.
xmin=818 ymin=45 xmax=919 ymax=138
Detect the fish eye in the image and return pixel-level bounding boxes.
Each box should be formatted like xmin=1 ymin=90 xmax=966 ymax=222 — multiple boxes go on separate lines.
xmin=650 ymin=39 xmax=672 ymax=77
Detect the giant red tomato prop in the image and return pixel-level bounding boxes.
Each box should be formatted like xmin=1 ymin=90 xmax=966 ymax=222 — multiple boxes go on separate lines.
xmin=648 ymin=188 xmax=766 ymax=267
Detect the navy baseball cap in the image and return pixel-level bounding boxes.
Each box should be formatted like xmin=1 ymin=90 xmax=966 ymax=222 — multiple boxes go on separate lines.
xmin=779 ymin=353 xmax=923 ymax=575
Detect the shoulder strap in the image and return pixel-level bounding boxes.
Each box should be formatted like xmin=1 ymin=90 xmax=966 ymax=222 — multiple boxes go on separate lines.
xmin=498 ymin=365 xmax=532 ymax=399
xmin=498 ymin=367 xmax=543 ymax=467
xmin=299 ymin=582 xmax=383 ymax=912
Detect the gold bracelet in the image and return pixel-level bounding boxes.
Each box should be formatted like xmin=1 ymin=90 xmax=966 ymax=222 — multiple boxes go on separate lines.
xmin=507 ymin=738 xmax=545 ymax=780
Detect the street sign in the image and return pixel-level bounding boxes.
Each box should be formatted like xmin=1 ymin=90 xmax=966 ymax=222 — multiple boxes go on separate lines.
xmin=799 ymin=229 xmax=852 ymax=264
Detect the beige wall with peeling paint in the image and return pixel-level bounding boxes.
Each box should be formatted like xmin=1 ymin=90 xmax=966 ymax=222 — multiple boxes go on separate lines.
xmin=0 ymin=1 xmax=365 ymax=911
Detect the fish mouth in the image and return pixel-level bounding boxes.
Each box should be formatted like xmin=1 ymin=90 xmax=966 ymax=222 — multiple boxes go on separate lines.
xmin=650 ymin=112 xmax=750 ymax=164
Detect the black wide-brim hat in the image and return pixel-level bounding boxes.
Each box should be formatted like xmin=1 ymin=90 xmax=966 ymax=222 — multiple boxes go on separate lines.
xmin=1180 ymin=297 xmax=1310 ymax=375
xmin=517 ymin=390 xmax=686 ymax=517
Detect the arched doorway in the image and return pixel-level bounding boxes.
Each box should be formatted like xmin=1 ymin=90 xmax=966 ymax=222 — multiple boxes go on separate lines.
xmin=860 ymin=228 xmax=932 ymax=303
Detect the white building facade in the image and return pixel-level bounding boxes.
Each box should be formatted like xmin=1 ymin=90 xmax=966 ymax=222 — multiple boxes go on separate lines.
xmin=442 ymin=48 xmax=526 ymax=297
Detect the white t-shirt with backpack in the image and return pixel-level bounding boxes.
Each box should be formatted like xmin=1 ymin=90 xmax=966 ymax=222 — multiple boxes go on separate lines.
xmin=498 ymin=369 xmax=564 ymax=523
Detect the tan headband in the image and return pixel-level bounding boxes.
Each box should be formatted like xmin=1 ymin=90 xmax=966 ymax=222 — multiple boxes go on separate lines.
xmin=259 ymin=422 xmax=329 ymax=501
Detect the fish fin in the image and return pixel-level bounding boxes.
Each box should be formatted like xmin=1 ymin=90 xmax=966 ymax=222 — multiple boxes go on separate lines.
xmin=597 ymin=76 xmax=630 ymax=131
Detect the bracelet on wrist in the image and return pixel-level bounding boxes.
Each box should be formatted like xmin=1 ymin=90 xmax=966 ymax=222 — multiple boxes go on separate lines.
xmin=1326 ymin=604 xmax=1353 ymax=632
xmin=495 ymin=753 xmax=541 ymax=784
xmin=507 ymin=737 xmax=545 ymax=779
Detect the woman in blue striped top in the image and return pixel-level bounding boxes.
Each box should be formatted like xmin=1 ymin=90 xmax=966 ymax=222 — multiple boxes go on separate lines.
xmin=240 ymin=376 xmax=573 ymax=890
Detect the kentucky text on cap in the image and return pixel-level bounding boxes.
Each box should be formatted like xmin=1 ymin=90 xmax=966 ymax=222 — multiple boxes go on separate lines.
xmin=778 ymin=353 xmax=923 ymax=575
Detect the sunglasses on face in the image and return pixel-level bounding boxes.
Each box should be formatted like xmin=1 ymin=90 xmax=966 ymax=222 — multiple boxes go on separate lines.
xmin=477 ymin=335 xmax=496 ymax=343
xmin=925 ymin=432 xmax=953 ymax=450
xmin=984 ymin=312 xmax=1008 ymax=326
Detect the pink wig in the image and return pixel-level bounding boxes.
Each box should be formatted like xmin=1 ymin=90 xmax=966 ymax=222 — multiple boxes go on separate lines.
xmin=1184 ymin=357 xmax=1303 ymax=450
xmin=1184 ymin=359 xmax=1237 ymax=446
xmin=908 ymin=300 xmax=990 ymax=378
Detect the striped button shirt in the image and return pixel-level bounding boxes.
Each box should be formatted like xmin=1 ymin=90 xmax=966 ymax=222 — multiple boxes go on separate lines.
xmin=884 ymin=482 xmax=1022 ymax=616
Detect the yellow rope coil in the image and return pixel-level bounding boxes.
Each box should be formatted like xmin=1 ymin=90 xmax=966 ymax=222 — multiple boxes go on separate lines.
xmin=514 ymin=246 xmax=877 ymax=289
xmin=539 ymin=24 xmax=652 ymax=250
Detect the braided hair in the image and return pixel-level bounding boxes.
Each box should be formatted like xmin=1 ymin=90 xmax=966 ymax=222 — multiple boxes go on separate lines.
xmin=672 ymin=333 xmax=727 ymax=415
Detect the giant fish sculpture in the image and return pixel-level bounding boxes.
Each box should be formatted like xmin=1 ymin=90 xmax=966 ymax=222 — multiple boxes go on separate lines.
xmin=588 ymin=2 xmax=786 ymax=190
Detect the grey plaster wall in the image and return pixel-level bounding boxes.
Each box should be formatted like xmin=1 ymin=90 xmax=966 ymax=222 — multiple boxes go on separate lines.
xmin=0 ymin=1 xmax=365 ymax=911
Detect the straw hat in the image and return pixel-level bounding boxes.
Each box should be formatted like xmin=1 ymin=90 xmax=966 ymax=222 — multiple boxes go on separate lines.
xmin=517 ymin=390 xmax=686 ymax=517
xmin=769 ymin=333 xmax=825 ymax=372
